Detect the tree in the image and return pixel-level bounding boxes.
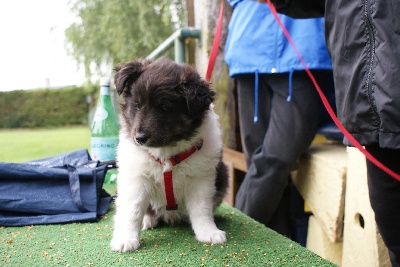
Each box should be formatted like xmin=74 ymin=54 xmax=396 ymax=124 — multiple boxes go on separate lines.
xmin=65 ymin=0 xmax=185 ymax=79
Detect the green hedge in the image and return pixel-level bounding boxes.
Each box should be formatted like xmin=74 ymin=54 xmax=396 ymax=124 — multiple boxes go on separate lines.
xmin=0 ymin=87 xmax=92 ymax=128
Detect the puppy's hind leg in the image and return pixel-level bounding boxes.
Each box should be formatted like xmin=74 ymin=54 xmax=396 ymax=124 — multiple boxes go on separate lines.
xmin=213 ymin=159 xmax=229 ymax=209
xmin=142 ymin=205 xmax=159 ymax=230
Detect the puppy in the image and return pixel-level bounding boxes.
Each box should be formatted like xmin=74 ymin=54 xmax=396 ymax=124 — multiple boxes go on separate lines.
xmin=110 ymin=57 xmax=229 ymax=252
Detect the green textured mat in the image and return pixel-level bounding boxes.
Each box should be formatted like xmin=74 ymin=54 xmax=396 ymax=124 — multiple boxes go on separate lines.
xmin=1 ymin=203 xmax=336 ymax=266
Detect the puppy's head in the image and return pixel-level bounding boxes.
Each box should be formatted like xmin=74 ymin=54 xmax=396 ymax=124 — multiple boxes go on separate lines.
xmin=114 ymin=57 xmax=215 ymax=147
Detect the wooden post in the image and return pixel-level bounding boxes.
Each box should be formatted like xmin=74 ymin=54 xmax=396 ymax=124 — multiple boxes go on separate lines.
xmin=341 ymin=148 xmax=390 ymax=267
xmin=193 ymin=0 xmax=237 ymax=148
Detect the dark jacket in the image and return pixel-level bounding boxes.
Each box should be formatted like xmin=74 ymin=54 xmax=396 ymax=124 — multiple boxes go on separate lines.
xmin=271 ymin=0 xmax=400 ymax=149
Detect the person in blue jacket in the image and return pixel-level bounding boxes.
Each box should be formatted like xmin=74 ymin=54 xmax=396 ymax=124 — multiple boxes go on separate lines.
xmin=224 ymin=0 xmax=333 ymax=237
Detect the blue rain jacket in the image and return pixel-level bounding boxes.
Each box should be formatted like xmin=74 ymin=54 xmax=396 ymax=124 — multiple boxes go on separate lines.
xmin=224 ymin=0 xmax=332 ymax=76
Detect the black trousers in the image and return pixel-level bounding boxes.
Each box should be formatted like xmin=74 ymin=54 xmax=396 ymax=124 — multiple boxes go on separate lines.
xmin=234 ymin=71 xmax=332 ymax=237
xmin=366 ymin=146 xmax=400 ymax=267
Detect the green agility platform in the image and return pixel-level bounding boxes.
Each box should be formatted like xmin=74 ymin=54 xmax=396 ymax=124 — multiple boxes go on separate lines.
xmin=1 ymin=202 xmax=336 ymax=266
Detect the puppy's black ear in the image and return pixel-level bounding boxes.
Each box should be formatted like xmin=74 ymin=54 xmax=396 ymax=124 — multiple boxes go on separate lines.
xmin=114 ymin=60 xmax=149 ymax=95
xmin=184 ymin=79 xmax=215 ymax=115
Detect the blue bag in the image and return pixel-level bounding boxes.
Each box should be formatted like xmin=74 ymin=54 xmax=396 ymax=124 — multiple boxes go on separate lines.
xmin=0 ymin=149 xmax=113 ymax=226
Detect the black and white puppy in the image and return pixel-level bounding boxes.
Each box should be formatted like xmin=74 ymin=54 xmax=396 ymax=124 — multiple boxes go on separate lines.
xmin=110 ymin=57 xmax=229 ymax=252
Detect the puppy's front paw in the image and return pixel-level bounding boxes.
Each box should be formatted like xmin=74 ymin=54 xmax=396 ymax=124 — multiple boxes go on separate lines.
xmin=110 ymin=237 xmax=140 ymax=252
xmin=196 ymin=229 xmax=227 ymax=244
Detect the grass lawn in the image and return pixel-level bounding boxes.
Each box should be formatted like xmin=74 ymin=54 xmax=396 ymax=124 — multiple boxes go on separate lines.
xmin=0 ymin=126 xmax=90 ymax=162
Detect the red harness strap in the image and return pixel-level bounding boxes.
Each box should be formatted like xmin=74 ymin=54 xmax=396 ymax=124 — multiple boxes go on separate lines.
xmin=153 ymin=140 xmax=203 ymax=210
xmin=162 ymin=170 xmax=176 ymax=210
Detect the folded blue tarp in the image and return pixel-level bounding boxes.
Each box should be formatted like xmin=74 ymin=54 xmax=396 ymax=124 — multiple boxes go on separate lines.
xmin=0 ymin=149 xmax=112 ymax=226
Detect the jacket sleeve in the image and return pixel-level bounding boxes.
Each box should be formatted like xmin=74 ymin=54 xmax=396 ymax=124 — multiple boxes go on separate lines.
xmin=270 ymin=0 xmax=325 ymax=18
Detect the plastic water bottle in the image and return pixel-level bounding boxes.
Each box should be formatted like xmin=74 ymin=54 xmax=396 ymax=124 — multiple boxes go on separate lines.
xmin=90 ymin=77 xmax=119 ymax=195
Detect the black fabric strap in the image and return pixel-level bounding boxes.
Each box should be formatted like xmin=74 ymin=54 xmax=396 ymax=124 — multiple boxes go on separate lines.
xmin=67 ymin=165 xmax=89 ymax=212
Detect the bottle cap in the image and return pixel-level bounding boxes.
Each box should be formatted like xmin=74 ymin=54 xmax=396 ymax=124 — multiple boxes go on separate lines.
xmin=100 ymin=77 xmax=111 ymax=86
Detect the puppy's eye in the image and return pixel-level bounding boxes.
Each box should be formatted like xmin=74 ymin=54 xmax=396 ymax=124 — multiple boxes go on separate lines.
xmin=160 ymin=103 xmax=172 ymax=112
xmin=133 ymin=102 xmax=141 ymax=110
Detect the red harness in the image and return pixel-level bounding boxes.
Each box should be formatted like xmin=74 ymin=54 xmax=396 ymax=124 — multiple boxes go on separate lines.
xmin=151 ymin=140 xmax=203 ymax=210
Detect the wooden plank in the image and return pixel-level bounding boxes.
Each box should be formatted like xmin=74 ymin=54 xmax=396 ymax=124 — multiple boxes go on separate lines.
xmin=292 ymin=143 xmax=347 ymax=243
xmin=223 ymin=147 xmax=247 ymax=172
xmin=306 ymin=215 xmax=343 ymax=266
xmin=223 ymin=161 xmax=235 ymax=206
xmin=341 ymin=148 xmax=390 ymax=267
xmin=222 ymin=147 xmax=247 ymax=206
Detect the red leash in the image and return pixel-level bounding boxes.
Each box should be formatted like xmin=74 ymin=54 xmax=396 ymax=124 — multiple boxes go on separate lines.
xmin=205 ymin=0 xmax=225 ymax=82
xmin=266 ymin=0 xmax=400 ymax=181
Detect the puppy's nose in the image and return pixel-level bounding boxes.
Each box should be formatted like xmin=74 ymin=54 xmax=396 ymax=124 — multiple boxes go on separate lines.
xmin=135 ymin=133 xmax=149 ymax=145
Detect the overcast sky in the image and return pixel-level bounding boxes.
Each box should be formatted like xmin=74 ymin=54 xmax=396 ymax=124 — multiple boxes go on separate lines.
xmin=0 ymin=1 xmax=86 ymax=91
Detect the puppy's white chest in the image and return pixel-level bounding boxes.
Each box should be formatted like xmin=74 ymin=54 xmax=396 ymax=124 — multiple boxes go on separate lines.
xmin=148 ymin=163 xmax=187 ymax=206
